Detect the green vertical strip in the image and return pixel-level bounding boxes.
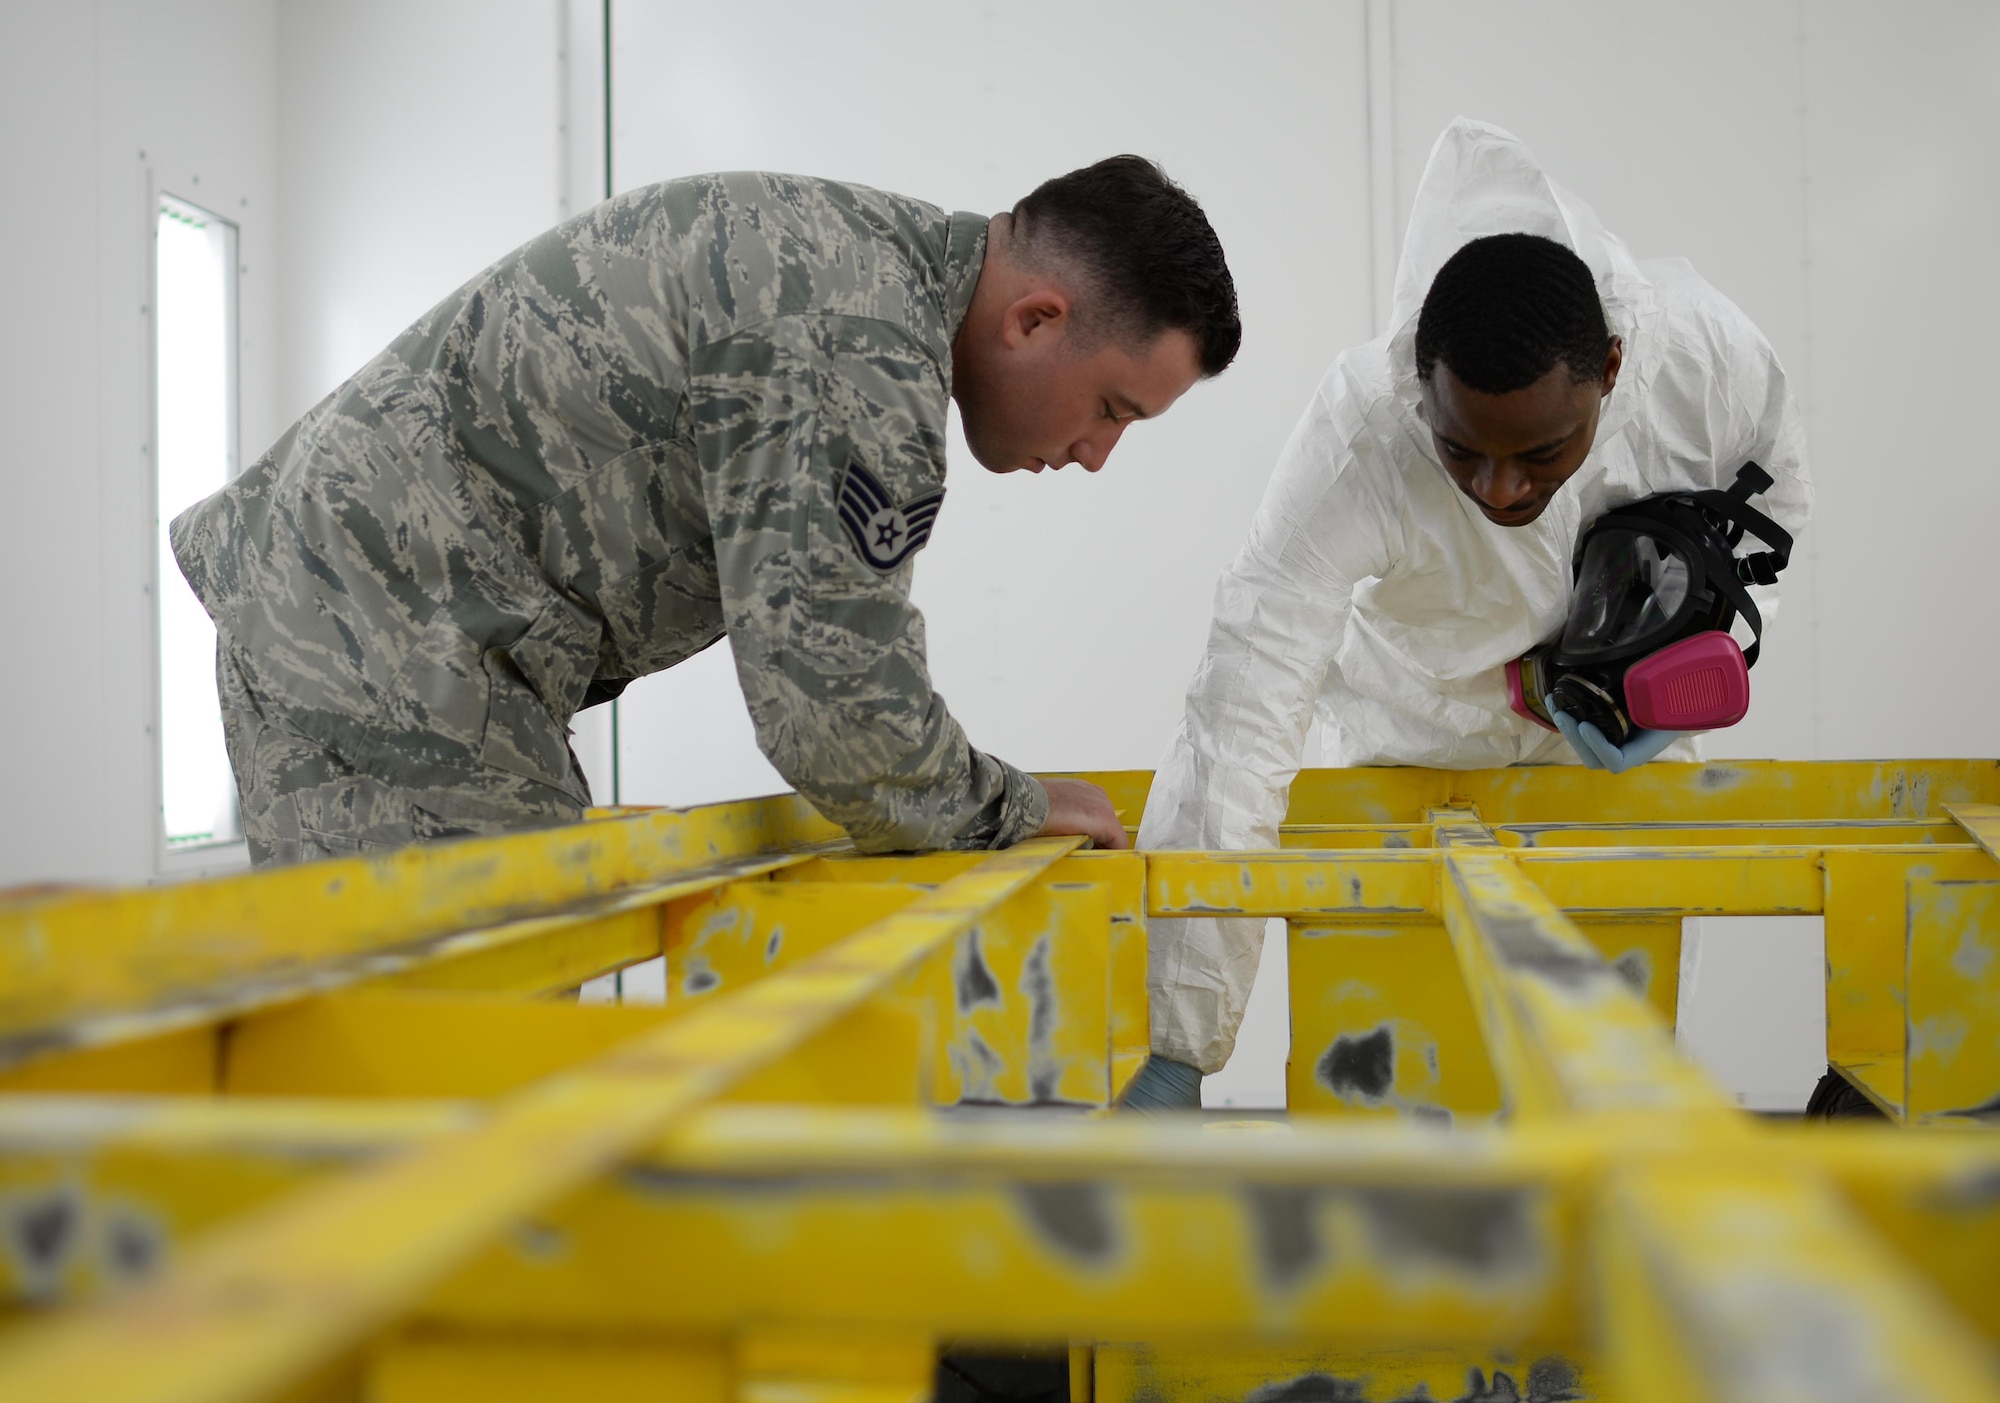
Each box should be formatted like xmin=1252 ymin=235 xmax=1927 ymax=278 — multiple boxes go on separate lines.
xmin=605 ymin=0 xmax=623 ymax=1009
xmin=602 ymin=0 xmax=614 ymax=202
xmin=603 ymin=0 xmax=620 ymax=816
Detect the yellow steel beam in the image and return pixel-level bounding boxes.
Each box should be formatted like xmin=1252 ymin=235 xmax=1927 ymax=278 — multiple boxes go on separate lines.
xmin=1790 ymin=1124 xmax=2000 ymax=1343
xmin=217 ymin=991 xmax=677 ymax=1100
xmin=664 ymin=882 xmax=928 ymax=1004
xmin=0 ymin=795 xmax=840 ymax=1074
xmin=1428 ymin=805 xmax=1501 ymax=849
xmin=428 ymin=1108 xmax=1583 ymax=1347
xmin=1092 ymin=1342 xmax=1591 ymax=1403
xmin=1277 ymin=825 xmax=1433 ymax=850
xmin=1439 ymin=848 xmax=1732 ymax=1122
xmin=0 ymin=763 xmax=1994 ymax=1398
xmin=1287 ymin=920 xmax=1504 ymax=1122
xmin=1567 ymin=918 xmax=1683 ymax=1028
xmin=1511 ymin=848 xmax=1826 ymax=916
xmin=1499 ymin=819 xmax=1966 ymax=848
xmin=1824 ymin=848 xmax=2000 ymax=1056
xmin=366 ymin=1331 xmax=732 ymax=1403
xmin=1285 ymin=759 xmax=2000 ymax=827
xmin=1595 ymin=1165 xmax=2000 ymax=1403
xmin=1147 ymin=848 xmax=1967 ymax=921
xmin=963 ymin=762 xmax=2000 ymax=831
xmin=367 ymin=1323 xmax=934 ymax=1403
xmin=0 ymin=838 xmax=1081 ymax=1403
xmin=1946 ymin=802 xmax=2000 ymax=861
xmin=361 ymin=902 xmax=663 ymax=999
xmin=670 ymin=867 xmax=1138 ymax=1109
xmin=775 ymin=852 xmax=1152 ymax=1098
xmin=7 ymin=1100 xmax=2000 ymax=1353
xmin=1146 ymin=852 xmax=1435 ymax=919
xmin=1906 ymin=877 xmax=2000 ymax=1124
xmin=0 ymin=1095 xmax=465 ymax=1307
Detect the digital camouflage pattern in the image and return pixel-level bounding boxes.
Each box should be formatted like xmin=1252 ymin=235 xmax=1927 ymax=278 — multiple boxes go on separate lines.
xmin=173 ymin=173 xmax=1049 ymax=863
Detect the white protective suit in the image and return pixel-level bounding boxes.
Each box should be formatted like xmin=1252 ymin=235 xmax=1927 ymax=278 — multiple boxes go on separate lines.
xmin=1137 ymin=118 xmax=1814 ymax=1074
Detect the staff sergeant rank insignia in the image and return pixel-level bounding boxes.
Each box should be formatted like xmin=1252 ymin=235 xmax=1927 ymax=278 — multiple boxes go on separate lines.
xmin=836 ymin=460 xmax=945 ymax=573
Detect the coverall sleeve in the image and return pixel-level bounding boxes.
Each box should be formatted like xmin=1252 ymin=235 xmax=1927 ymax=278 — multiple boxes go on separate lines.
xmin=1136 ymin=375 xmax=1401 ymax=1072
xmin=688 ymin=314 xmax=1049 ymax=854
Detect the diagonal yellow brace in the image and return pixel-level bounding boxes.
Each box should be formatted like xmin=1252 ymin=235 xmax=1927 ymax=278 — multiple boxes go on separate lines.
xmin=0 ymin=836 xmax=1082 ymax=1403
xmin=1595 ymin=1165 xmax=2000 ymax=1403
xmin=0 ymin=796 xmax=841 ymax=1072
xmin=1440 ymin=847 xmax=1734 ymax=1123
xmin=1427 ymin=805 xmax=1500 ymax=849
xmin=1945 ymin=802 xmax=2000 ymax=862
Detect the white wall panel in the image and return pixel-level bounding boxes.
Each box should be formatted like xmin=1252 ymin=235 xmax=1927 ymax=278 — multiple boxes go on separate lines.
xmin=275 ymin=0 xmax=567 ymax=423
xmin=1388 ymin=0 xmax=1819 ymax=763
xmin=0 ymin=4 xmax=106 ymax=885
xmin=1800 ymin=1 xmax=2000 ymax=759
xmin=6 ymin=2 xmax=1995 ymax=1102
xmin=605 ymin=0 xmax=1376 ymax=804
xmin=269 ymin=0 xmax=628 ymax=799
xmin=0 ymin=0 xmax=280 ymax=886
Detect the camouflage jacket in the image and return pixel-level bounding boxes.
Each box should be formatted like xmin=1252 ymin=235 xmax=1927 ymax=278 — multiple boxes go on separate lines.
xmin=171 ymin=173 xmax=1050 ymax=853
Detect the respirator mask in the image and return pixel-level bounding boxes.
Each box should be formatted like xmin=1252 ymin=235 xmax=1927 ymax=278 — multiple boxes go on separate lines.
xmin=1507 ymin=463 xmax=1793 ymax=745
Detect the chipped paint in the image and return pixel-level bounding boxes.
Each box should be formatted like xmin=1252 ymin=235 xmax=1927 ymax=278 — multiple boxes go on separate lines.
xmin=1696 ymin=764 xmax=1746 ymax=792
xmin=101 ymin=1208 xmax=164 ymax=1284
xmin=954 ymin=931 xmax=1001 ymax=1012
xmin=1609 ymin=948 xmax=1651 ymax=997
xmin=1244 ymin=1185 xmax=1322 ymax=1292
xmin=2 ymin=768 xmax=1999 ymax=1399
xmin=1021 ymin=935 xmax=1059 ymax=1103
xmin=1356 ymin=1187 xmax=1538 ymax=1279
xmin=1245 ymin=1372 xmax=1364 ymax=1402
xmin=1480 ymin=914 xmax=1608 ymax=992
xmin=1 ymin=1182 xmax=82 ymax=1302
xmin=1318 ymin=1027 xmax=1395 ymax=1103
xmin=954 ymin=1032 xmax=1006 ymax=1103
xmin=1015 ymin=1182 xmax=1117 ymax=1265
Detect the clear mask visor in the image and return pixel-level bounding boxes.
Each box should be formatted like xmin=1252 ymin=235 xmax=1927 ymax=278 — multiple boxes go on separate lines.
xmin=1561 ymin=528 xmax=1692 ymax=655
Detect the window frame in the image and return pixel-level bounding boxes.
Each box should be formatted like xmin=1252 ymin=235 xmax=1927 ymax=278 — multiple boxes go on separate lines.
xmin=145 ymin=160 xmax=251 ymax=879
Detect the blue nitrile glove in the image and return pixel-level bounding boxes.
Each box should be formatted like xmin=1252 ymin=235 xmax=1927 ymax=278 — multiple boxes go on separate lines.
xmin=1119 ymin=1055 xmax=1203 ymax=1113
xmin=1551 ymin=707 xmax=1684 ymax=775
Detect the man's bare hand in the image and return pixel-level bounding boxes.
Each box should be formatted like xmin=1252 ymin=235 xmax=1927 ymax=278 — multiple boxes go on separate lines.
xmin=1036 ymin=777 xmax=1131 ymax=850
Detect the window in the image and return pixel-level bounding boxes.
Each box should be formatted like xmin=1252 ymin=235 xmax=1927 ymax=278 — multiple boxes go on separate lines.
xmin=154 ymin=194 xmax=241 ymax=849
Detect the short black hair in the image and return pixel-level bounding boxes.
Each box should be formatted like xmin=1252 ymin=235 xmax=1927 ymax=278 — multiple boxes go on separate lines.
xmin=1415 ymin=232 xmax=1611 ymax=393
xmin=1011 ymin=155 xmax=1241 ymax=377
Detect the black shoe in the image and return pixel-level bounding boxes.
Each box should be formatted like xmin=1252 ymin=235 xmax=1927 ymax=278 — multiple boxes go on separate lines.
xmin=933 ymin=1348 xmax=1070 ymax=1403
xmin=1804 ymin=1066 xmax=1889 ymax=1121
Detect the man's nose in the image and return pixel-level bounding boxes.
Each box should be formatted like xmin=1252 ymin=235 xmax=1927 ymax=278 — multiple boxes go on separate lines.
xmin=1069 ymin=421 xmax=1127 ymax=474
xmin=1473 ymin=460 xmax=1535 ymax=508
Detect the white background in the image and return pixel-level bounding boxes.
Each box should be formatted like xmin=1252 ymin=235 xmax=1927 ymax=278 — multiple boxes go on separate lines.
xmin=2 ymin=1 xmax=1996 ymax=1108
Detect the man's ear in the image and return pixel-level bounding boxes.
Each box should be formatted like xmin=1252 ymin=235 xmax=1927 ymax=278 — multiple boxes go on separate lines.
xmin=1000 ymin=286 xmax=1071 ymax=350
xmin=1600 ymin=336 xmax=1625 ymax=397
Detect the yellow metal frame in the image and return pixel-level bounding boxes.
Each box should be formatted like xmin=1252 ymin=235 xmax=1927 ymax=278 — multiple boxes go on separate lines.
xmin=0 ymin=762 xmax=1996 ymax=1401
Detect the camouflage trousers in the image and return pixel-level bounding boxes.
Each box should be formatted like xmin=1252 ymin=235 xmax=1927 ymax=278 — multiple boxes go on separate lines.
xmin=216 ymin=647 xmax=585 ymax=866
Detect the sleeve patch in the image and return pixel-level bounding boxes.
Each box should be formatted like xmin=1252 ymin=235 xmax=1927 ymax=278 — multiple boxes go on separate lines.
xmin=836 ymin=460 xmax=945 ymax=572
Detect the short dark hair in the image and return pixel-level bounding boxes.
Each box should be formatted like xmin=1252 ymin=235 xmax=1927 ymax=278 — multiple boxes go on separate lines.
xmin=1011 ymin=155 xmax=1241 ymax=377
xmin=1415 ymin=232 xmax=1611 ymax=393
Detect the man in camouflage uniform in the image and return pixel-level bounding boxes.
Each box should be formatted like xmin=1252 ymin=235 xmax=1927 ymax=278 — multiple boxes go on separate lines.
xmin=173 ymin=159 xmax=1241 ymax=864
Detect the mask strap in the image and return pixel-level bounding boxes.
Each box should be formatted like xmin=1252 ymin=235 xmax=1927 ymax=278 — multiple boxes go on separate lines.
xmin=1707 ymin=565 xmax=1767 ymax=667
xmin=1690 ymin=462 xmax=1793 ymax=589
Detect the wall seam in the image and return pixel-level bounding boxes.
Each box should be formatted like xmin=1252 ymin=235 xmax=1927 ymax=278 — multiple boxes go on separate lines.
xmin=1796 ymin=0 xmax=1822 ymax=761
xmin=1363 ymin=0 xmax=1398 ymax=337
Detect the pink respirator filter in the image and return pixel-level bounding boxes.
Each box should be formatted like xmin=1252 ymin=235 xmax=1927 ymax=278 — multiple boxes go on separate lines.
xmin=1624 ymin=631 xmax=1751 ymax=732
xmin=1505 ymin=657 xmax=1557 ymax=731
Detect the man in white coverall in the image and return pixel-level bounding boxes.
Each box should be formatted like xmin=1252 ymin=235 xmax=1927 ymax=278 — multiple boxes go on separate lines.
xmin=1123 ymin=119 xmax=1813 ymax=1110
